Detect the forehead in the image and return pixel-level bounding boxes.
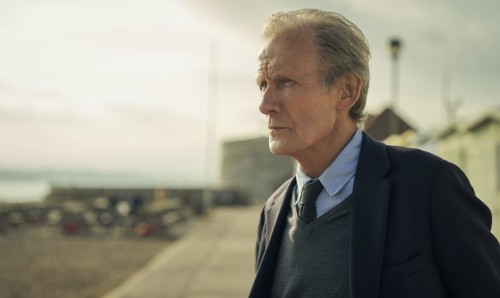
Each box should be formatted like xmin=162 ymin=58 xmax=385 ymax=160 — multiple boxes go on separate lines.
xmin=258 ymin=30 xmax=318 ymax=77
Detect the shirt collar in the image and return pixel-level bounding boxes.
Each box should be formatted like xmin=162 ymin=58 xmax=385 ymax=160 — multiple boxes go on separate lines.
xmin=296 ymin=128 xmax=362 ymax=197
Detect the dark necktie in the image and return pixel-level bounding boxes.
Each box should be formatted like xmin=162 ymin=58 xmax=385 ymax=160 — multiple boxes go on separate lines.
xmin=299 ymin=179 xmax=323 ymax=224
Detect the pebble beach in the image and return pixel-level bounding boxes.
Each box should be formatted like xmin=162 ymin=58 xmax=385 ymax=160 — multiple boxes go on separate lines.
xmin=0 ymin=236 xmax=168 ymax=298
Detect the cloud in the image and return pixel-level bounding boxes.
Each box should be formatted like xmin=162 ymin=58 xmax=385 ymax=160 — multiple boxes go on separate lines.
xmin=1 ymin=0 xmax=499 ymax=185
xmin=0 ymin=80 xmax=89 ymax=129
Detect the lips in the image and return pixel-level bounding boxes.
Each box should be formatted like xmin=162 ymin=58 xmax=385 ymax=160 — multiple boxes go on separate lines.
xmin=268 ymin=126 xmax=289 ymax=137
xmin=268 ymin=118 xmax=289 ymax=134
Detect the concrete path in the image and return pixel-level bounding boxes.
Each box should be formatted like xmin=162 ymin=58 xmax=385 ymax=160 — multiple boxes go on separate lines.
xmin=103 ymin=205 xmax=261 ymax=298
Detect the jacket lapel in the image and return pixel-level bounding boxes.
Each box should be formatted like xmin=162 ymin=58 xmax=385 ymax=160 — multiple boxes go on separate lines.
xmin=250 ymin=133 xmax=391 ymax=298
xmin=250 ymin=178 xmax=296 ymax=298
xmin=350 ymin=133 xmax=391 ymax=298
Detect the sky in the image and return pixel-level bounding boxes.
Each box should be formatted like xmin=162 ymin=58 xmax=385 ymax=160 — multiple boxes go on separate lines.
xmin=1 ymin=0 xmax=499 ymax=187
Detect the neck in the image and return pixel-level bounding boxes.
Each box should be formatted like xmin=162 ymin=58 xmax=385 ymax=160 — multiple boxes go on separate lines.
xmin=295 ymin=124 xmax=357 ymax=178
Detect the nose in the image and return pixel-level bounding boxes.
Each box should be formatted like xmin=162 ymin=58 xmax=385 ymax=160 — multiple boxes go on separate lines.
xmin=259 ymin=87 xmax=280 ymax=115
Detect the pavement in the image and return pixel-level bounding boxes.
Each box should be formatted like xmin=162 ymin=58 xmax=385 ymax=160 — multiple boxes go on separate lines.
xmin=103 ymin=205 xmax=262 ymax=298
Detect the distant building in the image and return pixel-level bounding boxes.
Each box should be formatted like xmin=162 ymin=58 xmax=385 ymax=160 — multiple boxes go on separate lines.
xmin=383 ymin=130 xmax=417 ymax=147
xmin=433 ymin=109 xmax=500 ymax=237
xmin=364 ymin=107 xmax=415 ymax=141
xmin=220 ymin=136 xmax=295 ymax=202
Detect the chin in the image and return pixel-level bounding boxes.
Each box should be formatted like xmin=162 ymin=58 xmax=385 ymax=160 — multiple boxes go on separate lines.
xmin=269 ymin=138 xmax=295 ymax=156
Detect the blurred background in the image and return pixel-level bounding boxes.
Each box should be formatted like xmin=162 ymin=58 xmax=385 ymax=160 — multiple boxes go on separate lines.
xmin=1 ymin=0 xmax=499 ymax=297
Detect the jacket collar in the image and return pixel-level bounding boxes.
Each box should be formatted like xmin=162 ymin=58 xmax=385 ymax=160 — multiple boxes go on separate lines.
xmin=349 ymin=132 xmax=391 ymax=298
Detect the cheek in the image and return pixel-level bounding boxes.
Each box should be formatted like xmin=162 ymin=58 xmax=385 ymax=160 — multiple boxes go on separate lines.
xmin=285 ymin=92 xmax=336 ymax=133
xmin=299 ymin=109 xmax=336 ymax=135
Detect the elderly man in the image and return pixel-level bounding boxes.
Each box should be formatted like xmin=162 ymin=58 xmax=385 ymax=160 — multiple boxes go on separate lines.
xmin=249 ymin=8 xmax=500 ymax=298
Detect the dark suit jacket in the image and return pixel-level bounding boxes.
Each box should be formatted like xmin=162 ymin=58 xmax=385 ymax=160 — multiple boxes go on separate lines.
xmin=249 ymin=133 xmax=500 ymax=298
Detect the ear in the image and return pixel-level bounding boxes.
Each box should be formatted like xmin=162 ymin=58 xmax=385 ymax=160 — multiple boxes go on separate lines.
xmin=336 ymin=72 xmax=362 ymax=111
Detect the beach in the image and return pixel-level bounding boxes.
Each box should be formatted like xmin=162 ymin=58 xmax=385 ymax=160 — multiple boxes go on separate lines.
xmin=0 ymin=235 xmax=168 ymax=298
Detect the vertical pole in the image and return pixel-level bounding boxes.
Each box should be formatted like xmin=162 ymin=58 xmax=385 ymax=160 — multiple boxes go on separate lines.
xmin=391 ymin=54 xmax=399 ymax=108
xmin=389 ymin=38 xmax=402 ymax=137
xmin=202 ymin=39 xmax=218 ymax=214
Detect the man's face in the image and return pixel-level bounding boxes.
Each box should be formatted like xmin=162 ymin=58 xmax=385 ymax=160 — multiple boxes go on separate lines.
xmin=257 ymin=30 xmax=342 ymax=159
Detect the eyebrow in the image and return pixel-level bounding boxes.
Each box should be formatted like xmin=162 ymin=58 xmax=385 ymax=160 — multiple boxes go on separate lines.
xmin=255 ymin=71 xmax=266 ymax=86
xmin=256 ymin=63 xmax=268 ymax=84
xmin=257 ymin=48 xmax=267 ymax=61
xmin=255 ymin=74 xmax=264 ymax=85
xmin=255 ymin=70 xmax=295 ymax=87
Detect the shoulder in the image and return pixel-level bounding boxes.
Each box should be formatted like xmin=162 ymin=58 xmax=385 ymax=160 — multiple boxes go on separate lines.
xmin=385 ymin=144 xmax=452 ymax=174
xmin=386 ymin=145 xmax=444 ymax=163
xmin=360 ymin=132 xmax=453 ymax=177
xmin=360 ymin=133 xmax=467 ymax=189
xmin=383 ymin=144 xmax=475 ymax=197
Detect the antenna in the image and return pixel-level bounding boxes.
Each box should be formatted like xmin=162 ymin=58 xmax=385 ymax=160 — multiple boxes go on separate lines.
xmin=442 ymin=73 xmax=462 ymax=123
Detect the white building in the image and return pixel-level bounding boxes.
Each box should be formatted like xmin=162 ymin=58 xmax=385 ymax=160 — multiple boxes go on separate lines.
xmin=430 ymin=109 xmax=500 ymax=236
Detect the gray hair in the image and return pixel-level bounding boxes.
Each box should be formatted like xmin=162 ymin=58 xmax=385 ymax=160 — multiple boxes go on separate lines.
xmin=262 ymin=9 xmax=371 ymax=123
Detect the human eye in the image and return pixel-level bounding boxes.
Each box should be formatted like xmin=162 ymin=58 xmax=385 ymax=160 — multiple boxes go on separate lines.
xmin=258 ymin=79 xmax=268 ymax=92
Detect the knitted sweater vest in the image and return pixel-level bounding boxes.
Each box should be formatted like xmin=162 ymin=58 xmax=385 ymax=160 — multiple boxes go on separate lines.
xmin=271 ymin=196 xmax=352 ymax=298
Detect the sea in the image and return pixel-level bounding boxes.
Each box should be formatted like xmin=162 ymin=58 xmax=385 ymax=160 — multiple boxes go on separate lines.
xmin=0 ymin=179 xmax=50 ymax=203
xmin=0 ymin=174 xmax=176 ymax=204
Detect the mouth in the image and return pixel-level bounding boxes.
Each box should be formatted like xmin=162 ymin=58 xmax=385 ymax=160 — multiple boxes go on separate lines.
xmin=268 ymin=126 xmax=287 ymax=130
xmin=268 ymin=126 xmax=288 ymax=135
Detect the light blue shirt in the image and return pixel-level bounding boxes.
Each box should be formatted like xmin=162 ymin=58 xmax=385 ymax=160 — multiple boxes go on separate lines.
xmin=295 ymin=129 xmax=362 ymax=218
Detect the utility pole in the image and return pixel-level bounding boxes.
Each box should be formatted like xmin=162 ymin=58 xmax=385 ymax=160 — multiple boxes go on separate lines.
xmin=388 ymin=37 xmax=403 ymax=136
xmin=202 ymin=39 xmax=219 ymax=215
xmin=389 ymin=38 xmax=402 ymax=108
